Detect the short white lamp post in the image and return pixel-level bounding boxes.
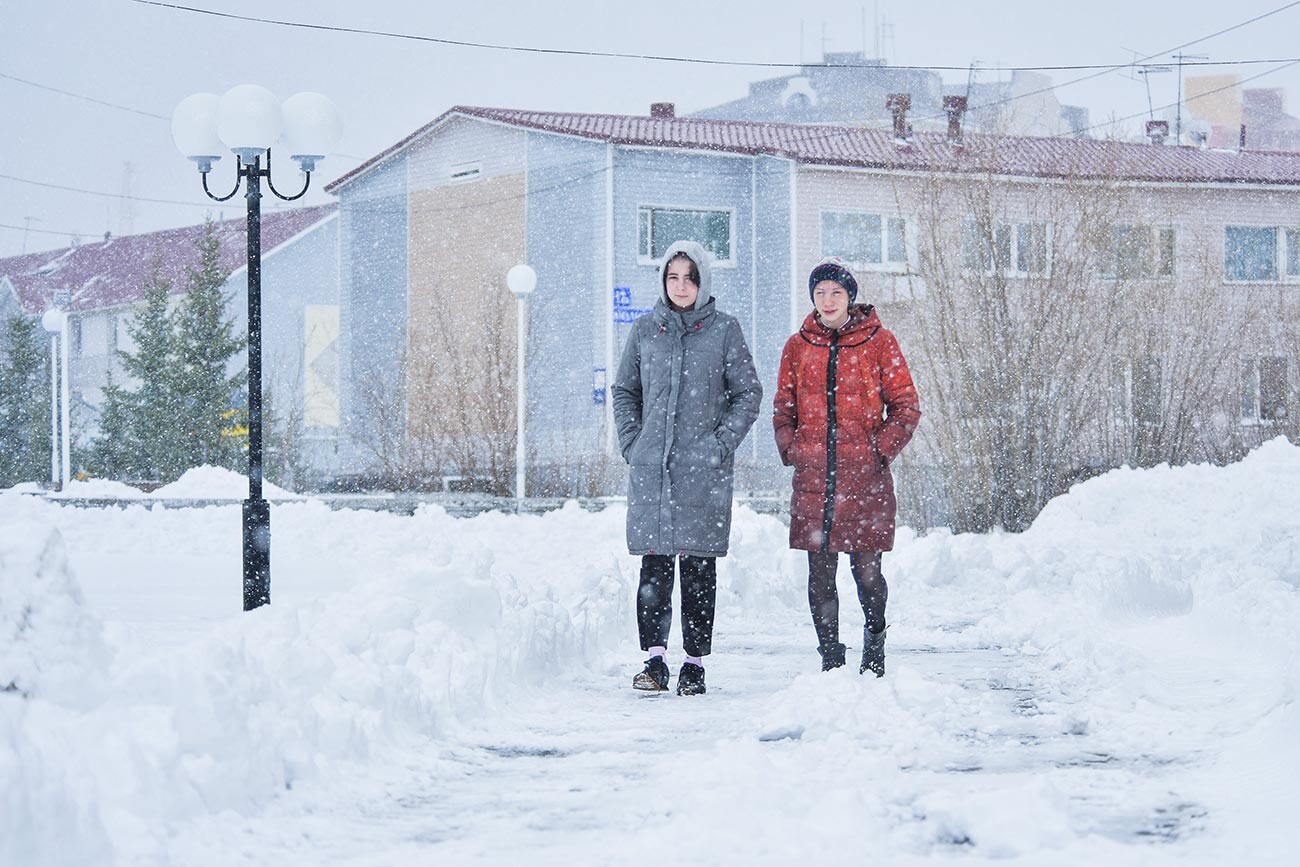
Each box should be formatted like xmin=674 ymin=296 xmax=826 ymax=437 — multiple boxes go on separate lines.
xmin=172 ymin=85 xmax=342 ymax=611
xmin=40 ymin=308 xmax=70 ymax=490
xmin=506 ymin=264 xmax=537 ymax=501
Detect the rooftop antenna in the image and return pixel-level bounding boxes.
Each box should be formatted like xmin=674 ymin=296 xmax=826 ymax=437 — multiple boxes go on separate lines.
xmin=822 ymin=21 xmax=831 ymax=62
xmin=21 ymin=216 xmax=40 ymax=255
xmin=800 ymin=19 xmax=805 ymax=65
xmin=1173 ymin=52 xmax=1209 ymax=142
xmin=118 ymin=161 xmax=136 ymax=237
xmin=874 ymin=2 xmax=881 ymax=58
xmin=1137 ymin=65 xmax=1172 ymax=120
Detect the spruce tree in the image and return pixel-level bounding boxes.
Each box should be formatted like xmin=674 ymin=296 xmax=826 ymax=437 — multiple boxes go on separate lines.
xmin=90 ymin=257 xmax=186 ymax=480
xmin=174 ymin=217 xmax=244 ymax=471
xmin=0 ymin=314 xmax=53 ymax=487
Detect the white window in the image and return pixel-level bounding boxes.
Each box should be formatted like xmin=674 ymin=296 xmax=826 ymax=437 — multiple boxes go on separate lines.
xmin=962 ymin=219 xmax=1051 ymax=277
xmin=79 ymin=315 xmax=111 ymax=358
xmin=1222 ymin=226 xmax=1300 ymax=282
xmin=449 ymin=161 xmax=481 ymax=184
xmin=1100 ymin=224 xmax=1175 ymax=279
xmin=1240 ymin=356 xmax=1289 ymax=423
xmin=637 ymin=206 xmax=734 ymax=265
xmin=821 ymin=210 xmax=907 ymax=270
xmin=1111 ymin=356 xmax=1163 ymax=427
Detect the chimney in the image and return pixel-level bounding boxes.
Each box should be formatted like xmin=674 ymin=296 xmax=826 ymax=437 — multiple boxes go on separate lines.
xmin=1145 ymin=120 xmax=1169 ymax=146
xmin=887 ymin=93 xmax=912 ymax=143
xmin=943 ymin=95 xmax=968 ymax=144
xmin=1240 ymin=124 xmax=1248 ymax=149
xmin=650 ymin=102 xmax=675 ymax=119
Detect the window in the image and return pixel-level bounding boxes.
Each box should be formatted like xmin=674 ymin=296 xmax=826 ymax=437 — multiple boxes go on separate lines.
xmin=1227 ymin=227 xmax=1289 ymax=282
xmin=962 ymin=219 xmax=1050 ymax=276
xmin=821 ymin=211 xmax=906 ymax=269
xmin=449 ymin=161 xmax=481 ymax=183
xmin=79 ymin=315 xmax=110 ymax=358
xmin=1241 ymin=356 xmax=1289 ymax=423
xmin=1101 ymin=225 xmax=1176 ymax=279
xmin=1112 ymin=356 xmax=1163 ymax=427
xmin=637 ymin=206 xmax=733 ymax=264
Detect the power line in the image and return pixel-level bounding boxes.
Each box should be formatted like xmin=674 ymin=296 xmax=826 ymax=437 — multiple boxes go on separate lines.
xmin=0 ymin=71 xmax=169 ymax=119
xmin=1066 ymin=58 xmax=1300 ymax=139
xmin=0 ymin=220 xmax=94 ymax=239
xmin=131 ymin=0 xmax=1300 ymax=73
xmin=907 ymin=0 xmax=1300 ymax=126
xmin=0 ymin=171 xmax=241 ymax=208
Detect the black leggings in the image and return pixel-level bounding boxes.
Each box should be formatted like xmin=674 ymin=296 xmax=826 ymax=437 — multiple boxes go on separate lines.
xmin=807 ymin=551 xmax=887 ymax=649
xmin=637 ymin=554 xmax=717 ymax=657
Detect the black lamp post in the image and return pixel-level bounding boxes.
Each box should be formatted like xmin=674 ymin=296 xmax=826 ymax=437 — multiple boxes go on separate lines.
xmin=172 ymin=85 xmax=341 ymax=611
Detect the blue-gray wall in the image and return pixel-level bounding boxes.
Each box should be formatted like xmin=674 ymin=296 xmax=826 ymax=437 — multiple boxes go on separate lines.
xmin=337 ymin=157 xmax=409 ymax=477
xmin=524 ymin=133 xmax=608 ymax=481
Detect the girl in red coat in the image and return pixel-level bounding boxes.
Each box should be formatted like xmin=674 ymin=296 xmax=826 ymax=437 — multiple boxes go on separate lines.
xmin=773 ymin=260 xmax=921 ymax=675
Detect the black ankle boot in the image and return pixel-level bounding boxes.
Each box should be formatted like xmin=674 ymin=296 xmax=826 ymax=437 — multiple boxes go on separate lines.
xmin=860 ymin=626 xmax=886 ymax=677
xmin=818 ymin=642 xmax=846 ymax=671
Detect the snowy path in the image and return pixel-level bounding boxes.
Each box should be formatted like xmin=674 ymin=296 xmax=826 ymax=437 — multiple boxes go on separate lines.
xmin=163 ymin=610 xmax=1215 ymax=866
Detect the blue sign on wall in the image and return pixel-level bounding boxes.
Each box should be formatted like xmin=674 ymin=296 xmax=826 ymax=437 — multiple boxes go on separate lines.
xmin=613 ymin=286 xmax=650 ymax=324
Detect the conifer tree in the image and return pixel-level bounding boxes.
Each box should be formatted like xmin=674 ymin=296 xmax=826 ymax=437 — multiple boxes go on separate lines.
xmin=173 ymin=217 xmax=243 ymax=470
xmin=91 ymin=257 xmax=185 ymax=480
xmin=0 ymin=314 xmax=53 ymax=486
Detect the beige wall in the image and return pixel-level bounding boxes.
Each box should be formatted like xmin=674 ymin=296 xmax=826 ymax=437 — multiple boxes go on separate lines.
xmin=407 ymin=173 xmax=526 ymax=441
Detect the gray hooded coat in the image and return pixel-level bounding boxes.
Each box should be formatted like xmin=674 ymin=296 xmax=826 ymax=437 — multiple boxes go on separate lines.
xmin=612 ymin=240 xmax=763 ymax=557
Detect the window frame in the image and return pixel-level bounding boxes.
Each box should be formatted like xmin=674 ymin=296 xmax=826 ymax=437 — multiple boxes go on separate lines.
xmin=961 ymin=218 xmax=1052 ymax=278
xmin=1240 ymin=355 xmax=1290 ymax=425
xmin=1099 ymin=223 xmax=1177 ymax=281
xmin=636 ymin=204 xmax=738 ymax=268
xmin=818 ymin=208 xmax=909 ymax=273
xmin=1222 ymin=225 xmax=1300 ymax=284
xmin=448 ymin=161 xmax=482 ymax=184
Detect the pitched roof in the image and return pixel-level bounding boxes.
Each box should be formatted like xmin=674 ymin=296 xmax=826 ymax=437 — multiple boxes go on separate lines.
xmin=0 ymin=204 xmax=336 ymax=316
xmin=326 ymin=106 xmax=1300 ymax=193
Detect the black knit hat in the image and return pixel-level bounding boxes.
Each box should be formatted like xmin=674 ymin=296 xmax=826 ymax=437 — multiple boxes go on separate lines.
xmin=809 ymin=261 xmax=859 ymax=303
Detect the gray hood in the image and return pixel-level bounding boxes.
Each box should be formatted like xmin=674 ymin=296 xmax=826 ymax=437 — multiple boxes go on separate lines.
xmin=657 ymin=239 xmax=713 ymax=310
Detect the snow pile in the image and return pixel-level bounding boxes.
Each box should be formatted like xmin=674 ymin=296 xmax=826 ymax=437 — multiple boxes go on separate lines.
xmin=0 ymin=513 xmax=113 ymax=866
xmin=150 ymin=465 xmax=302 ymax=499
xmin=0 ymin=497 xmax=635 ymax=865
xmin=47 ymin=478 xmax=146 ymax=499
xmin=3 ymin=440 xmax=1299 ymax=863
xmin=0 ymin=517 xmax=108 ymax=700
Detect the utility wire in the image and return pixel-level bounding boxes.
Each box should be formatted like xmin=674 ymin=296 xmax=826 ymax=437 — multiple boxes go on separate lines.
xmin=0 ymin=171 xmax=241 ymax=208
xmin=1065 ymin=58 xmax=1300 ymax=139
xmin=0 ymin=71 xmax=169 ymax=119
xmin=0 ymin=220 xmax=96 ymax=239
xmin=906 ymin=0 xmax=1300 ymax=126
xmin=131 ymin=0 xmax=1300 ymax=73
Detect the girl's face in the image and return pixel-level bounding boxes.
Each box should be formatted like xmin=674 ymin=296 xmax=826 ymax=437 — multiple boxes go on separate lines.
xmin=813 ymin=279 xmax=851 ymax=326
xmin=665 ymin=257 xmax=700 ymax=309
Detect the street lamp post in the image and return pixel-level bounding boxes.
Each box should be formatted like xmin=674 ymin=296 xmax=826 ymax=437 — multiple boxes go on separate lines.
xmin=171 ymin=85 xmax=341 ymax=611
xmin=506 ymin=264 xmax=537 ymax=501
xmin=40 ymin=309 xmax=70 ymax=490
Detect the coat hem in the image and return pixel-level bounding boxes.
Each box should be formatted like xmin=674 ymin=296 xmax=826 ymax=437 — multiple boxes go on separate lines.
xmin=628 ymin=547 xmax=729 ymax=558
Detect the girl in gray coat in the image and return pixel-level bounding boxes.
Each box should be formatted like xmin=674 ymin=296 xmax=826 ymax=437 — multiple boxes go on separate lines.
xmin=612 ymin=240 xmax=763 ymax=696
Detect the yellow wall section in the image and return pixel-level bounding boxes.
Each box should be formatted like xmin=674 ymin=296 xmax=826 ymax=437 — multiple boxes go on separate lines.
xmin=407 ymin=172 xmax=526 ymax=441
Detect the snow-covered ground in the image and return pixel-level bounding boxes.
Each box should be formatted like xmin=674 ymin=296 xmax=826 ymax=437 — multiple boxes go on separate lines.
xmin=3 ymin=444 xmax=1298 ymax=866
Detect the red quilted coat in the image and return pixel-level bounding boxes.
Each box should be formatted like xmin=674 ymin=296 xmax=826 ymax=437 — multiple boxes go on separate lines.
xmin=773 ymin=306 xmax=921 ymax=552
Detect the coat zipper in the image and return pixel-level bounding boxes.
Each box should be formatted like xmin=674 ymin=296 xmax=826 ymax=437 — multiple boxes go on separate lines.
xmin=821 ymin=330 xmax=840 ymax=552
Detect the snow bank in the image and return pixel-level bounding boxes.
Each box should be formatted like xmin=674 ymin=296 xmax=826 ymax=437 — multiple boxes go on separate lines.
xmin=3 ymin=439 xmax=1299 ymax=863
xmin=150 ymin=465 xmax=302 ymax=499
xmin=1 ymin=510 xmax=113 ymax=866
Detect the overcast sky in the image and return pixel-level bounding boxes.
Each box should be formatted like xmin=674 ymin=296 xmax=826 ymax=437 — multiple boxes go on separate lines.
xmin=6 ymin=0 xmax=1300 ymax=258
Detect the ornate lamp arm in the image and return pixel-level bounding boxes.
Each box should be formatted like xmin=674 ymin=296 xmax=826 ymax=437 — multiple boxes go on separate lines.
xmin=264 ymin=149 xmax=312 ymax=201
xmin=202 ymin=156 xmax=244 ymax=202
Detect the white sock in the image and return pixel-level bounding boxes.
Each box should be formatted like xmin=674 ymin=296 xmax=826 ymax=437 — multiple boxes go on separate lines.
xmin=684 ymin=655 xmax=703 ymax=667
xmin=649 ymin=646 xmax=667 ymax=659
